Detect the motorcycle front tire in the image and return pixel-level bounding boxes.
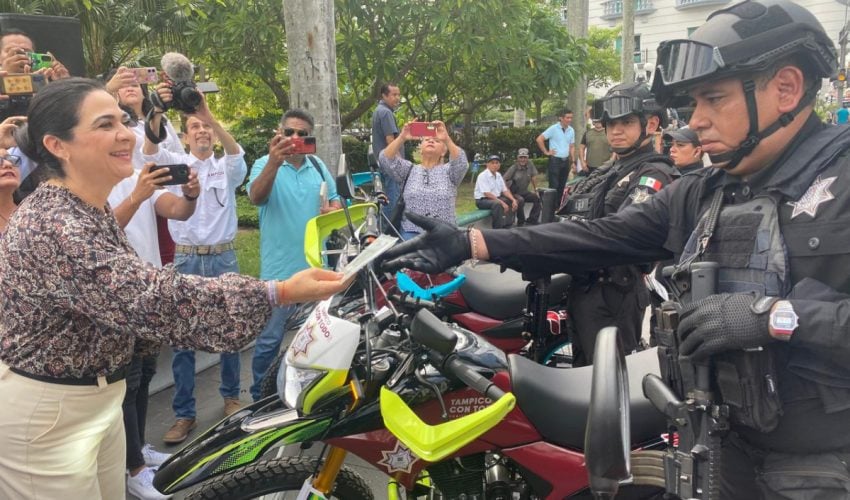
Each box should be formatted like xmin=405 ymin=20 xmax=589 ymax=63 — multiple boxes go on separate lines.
xmin=185 ymin=456 xmax=374 ymax=500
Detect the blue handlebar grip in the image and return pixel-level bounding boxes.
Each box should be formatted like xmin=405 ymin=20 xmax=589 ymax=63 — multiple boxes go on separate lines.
xmin=396 ymin=272 xmax=467 ymax=300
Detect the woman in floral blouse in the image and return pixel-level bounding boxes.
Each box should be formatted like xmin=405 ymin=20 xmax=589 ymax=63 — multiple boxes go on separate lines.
xmin=0 ymin=78 xmax=347 ymax=498
xmin=378 ymin=120 xmax=468 ymax=239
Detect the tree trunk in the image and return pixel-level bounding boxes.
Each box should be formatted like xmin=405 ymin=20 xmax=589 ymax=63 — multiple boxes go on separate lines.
xmin=282 ymin=0 xmax=343 ymax=174
xmin=513 ymin=108 xmax=526 ymax=128
xmin=567 ymin=0 xmax=589 ymax=143
xmin=621 ymin=0 xmax=635 ymax=84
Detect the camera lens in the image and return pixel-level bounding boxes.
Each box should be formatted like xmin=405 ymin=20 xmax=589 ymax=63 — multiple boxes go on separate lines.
xmin=179 ymin=87 xmax=202 ymax=108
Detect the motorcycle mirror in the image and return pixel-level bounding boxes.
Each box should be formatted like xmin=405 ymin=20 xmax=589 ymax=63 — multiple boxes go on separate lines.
xmin=584 ymin=327 xmax=630 ymax=499
xmin=410 ymin=309 xmax=458 ymax=355
xmin=335 ymin=153 xmax=356 ymax=200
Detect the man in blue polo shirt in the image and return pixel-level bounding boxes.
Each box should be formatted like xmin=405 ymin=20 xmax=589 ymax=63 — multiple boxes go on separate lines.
xmin=535 ymin=108 xmax=576 ymax=197
xmin=246 ymin=108 xmax=342 ymax=401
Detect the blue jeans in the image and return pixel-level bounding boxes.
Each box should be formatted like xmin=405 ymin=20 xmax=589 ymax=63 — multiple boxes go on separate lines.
xmin=250 ymin=304 xmax=296 ymax=401
xmin=171 ymin=250 xmax=241 ymax=419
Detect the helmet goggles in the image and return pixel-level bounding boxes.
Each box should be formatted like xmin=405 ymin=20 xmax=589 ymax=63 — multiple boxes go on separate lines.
xmin=592 ymin=95 xmax=645 ymax=123
xmin=653 ymin=23 xmax=835 ymax=103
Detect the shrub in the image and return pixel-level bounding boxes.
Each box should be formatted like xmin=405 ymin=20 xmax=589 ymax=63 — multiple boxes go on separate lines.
xmin=236 ymin=193 xmax=259 ymax=228
xmin=342 ymin=135 xmax=370 ymax=173
xmin=487 ymin=126 xmax=545 ymax=163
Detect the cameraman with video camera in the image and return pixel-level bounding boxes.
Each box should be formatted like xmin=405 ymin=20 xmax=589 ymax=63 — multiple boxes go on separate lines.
xmin=143 ymin=70 xmax=249 ymax=444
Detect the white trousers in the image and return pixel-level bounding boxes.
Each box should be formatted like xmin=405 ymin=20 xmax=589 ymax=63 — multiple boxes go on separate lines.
xmin=0 ymin=363 xmax=127 ymax=499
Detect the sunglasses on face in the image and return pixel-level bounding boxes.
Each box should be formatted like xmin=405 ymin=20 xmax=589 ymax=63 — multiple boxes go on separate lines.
xmin=282 ymin=128 xmax=310 ymax=137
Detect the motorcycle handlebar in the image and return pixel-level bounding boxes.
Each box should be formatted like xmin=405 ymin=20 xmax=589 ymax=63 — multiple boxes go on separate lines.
xmin=440 ymin=354 xmax=506 ymax=401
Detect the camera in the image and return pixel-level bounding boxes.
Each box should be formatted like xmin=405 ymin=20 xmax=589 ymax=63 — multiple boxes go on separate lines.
xmin=167 ymin=80 xmax=203 ymax=113
xmin=0 ymin=74 xmax=47 ymax=118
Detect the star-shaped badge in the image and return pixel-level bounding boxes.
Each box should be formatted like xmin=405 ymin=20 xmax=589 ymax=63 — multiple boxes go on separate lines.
xmin=289 ymin=322 xmax=315 ymax=358
xmin=377 ymin=441 xmax=419 ymax=474
xmin=629 ymin=187 xmax=652 ymax=204
xmin=787 ymin=176 xmax=837 ymax=219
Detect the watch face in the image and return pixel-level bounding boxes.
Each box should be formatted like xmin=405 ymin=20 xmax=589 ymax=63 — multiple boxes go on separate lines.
xmin=773 ymin=312 xmax=797 ymax=330
xmin=770 ymin=301 xmax=798 ymax=335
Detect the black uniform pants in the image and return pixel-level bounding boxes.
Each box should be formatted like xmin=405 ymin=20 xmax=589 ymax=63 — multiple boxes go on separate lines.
xmin=719 ymin=434 xmax=850 ymax=499
xmin=568 ymin=280 xmax=645 ymax=367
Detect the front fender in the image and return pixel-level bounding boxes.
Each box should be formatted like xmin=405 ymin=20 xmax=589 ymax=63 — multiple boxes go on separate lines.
xmin=153 ymin=397 xmax=333 ymax=494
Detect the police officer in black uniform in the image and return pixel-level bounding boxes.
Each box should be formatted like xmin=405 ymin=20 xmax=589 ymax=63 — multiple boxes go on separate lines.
xmin=558 ymin=82 xmax=677 ymax=365
xmin=381 ymin=0 xmax=850 ymax=496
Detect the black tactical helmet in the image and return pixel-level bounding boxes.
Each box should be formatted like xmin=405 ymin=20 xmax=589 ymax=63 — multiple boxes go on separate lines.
xmin=651 ymin=0 xmax=836 ymax=169
xmin=592 ymin=82 xmax=665 ymax=125
xmin=652 ymin=0 xmax=836 ymax=105
xmin=593 ymin=82 xmax=666 ymax=155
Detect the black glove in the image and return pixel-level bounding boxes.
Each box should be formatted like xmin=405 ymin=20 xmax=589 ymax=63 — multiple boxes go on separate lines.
xmin=378 ymin=212 xmax=471 ymax=274
xmin=677 ymin=293 xmax=775 ymax=360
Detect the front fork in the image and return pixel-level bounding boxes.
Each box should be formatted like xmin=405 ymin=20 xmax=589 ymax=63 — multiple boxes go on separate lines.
xmin=313 ymin=446 xmax=348 ymax=494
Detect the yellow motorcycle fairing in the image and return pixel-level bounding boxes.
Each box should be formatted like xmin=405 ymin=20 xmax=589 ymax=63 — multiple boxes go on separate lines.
xmin=379 ymin=386 xmax=516 ymax=463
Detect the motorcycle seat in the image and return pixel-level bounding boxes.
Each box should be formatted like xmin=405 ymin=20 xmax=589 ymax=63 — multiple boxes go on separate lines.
xmin=508 ymin=347 xmax=666 ymax=450
xmin=457 ymin=263 xmax=571 ymax=321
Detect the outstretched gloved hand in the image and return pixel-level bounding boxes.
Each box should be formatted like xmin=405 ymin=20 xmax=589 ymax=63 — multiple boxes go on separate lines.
xmin=378 ymin=212 xmax=471 ymax=274
xmin=677 ymin=292 xmax=775 ymax=360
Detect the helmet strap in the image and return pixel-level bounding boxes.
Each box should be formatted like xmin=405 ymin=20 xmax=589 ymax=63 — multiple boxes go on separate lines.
xmin=709 ymin=79 xmax=817 ymax=169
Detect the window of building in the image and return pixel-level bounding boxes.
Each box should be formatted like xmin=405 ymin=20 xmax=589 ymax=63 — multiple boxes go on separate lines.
xmin=615 ymin=35 xmax=642 ymax=63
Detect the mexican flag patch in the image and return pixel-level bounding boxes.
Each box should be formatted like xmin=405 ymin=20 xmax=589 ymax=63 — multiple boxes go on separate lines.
xmin=639 ymin=176 xmax=662 ymax=191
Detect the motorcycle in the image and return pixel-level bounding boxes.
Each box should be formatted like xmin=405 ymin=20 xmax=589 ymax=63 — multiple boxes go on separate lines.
xmin=153 ymin=167 xmax=668 ymax=499
xmin=322 ymin=166 xmax=576 ymax=365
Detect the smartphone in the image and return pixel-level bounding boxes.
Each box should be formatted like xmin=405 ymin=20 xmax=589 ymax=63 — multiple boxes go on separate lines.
xmin=150 ymin=164 xmax=191 ymax=186
xmin=0 ymin=74 xmax=46 ymax=95
xmin=290 ymin=136 xmax=317 ymax=154
xmin=132 ymin=67 xmax=159 ymax=84
xmin=409 ymin=121 xmax=436 ymax=137
xmin=27 ymin=52 xmax=53 ymax=71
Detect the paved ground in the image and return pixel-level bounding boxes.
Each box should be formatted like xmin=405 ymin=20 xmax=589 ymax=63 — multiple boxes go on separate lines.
xmin=140 ymin=345 xmax=392 ymax=500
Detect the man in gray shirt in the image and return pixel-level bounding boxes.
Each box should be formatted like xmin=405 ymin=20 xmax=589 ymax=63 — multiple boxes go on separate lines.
xmin=371 ymin=83 xmax=401 ymax=217
xmin=503 ymin=148 xmax=541 ymax=225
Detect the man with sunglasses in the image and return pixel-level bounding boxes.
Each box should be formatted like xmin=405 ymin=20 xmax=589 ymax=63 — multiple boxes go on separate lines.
xmin=144 ymin=88 xmax=248 ymax=444
xmin=380 ymin=1 xmax=850 ymax=495
xmin=246 ymin=108 xmax=342 ymax=402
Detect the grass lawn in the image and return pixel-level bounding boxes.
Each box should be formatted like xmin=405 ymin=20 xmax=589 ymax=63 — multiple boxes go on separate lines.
xmin=235 ymin=228 xmax=261 ymax=278
xmin=234 ymin=172 xmax=551 ymax=276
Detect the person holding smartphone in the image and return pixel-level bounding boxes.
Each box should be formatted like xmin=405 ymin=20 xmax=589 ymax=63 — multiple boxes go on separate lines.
xmin=246 ymin=108 xmax=342 ymax=402
xmin=378 ymin=120 xmax=468 ymax=240
xmin=144 ymin=84 xmax=250 ymax=444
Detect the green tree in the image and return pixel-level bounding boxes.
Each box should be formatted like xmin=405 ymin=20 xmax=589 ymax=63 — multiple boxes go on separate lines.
xmin=0 ymin=0 xmax=202 ymax=76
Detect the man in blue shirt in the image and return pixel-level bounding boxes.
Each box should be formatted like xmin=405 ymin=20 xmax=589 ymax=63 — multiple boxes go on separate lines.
xmin=371 ymin=83 xmax=401 ymax=218
xmin=837 ymin=102 xmax=849 ymax=124
xmin=536 ymin=108 xmax=576 ymax=197
xmin=246 ymin=108 xmax=342 ymax=401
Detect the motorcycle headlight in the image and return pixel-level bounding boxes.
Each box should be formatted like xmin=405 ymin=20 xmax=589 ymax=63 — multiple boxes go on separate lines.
xmin=278 ymin=357 xmax=326 ymax=411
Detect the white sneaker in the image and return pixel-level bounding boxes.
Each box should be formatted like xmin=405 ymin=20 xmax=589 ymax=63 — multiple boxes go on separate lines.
xmin=142 ymin=443 xmax=172 ymax=467
xmin=127 ymin=466 xmax=172 ymax=500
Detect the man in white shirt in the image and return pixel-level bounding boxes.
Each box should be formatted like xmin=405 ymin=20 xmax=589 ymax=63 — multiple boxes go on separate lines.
xmin=474 ymin=155 xmax=519 ymax=229
xmin=143 ymin=90 xmax=248 ymax=444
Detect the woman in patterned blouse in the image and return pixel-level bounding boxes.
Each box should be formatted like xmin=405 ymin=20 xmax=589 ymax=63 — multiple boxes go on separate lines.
xmin=0 ymin=78 xmax=348 ymax=498
xmin=378 ymin=120 xmax=468 ymax=239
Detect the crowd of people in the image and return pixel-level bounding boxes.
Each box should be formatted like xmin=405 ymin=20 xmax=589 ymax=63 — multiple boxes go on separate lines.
xmin=4 ymin=0 xmax=850 ymax=498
